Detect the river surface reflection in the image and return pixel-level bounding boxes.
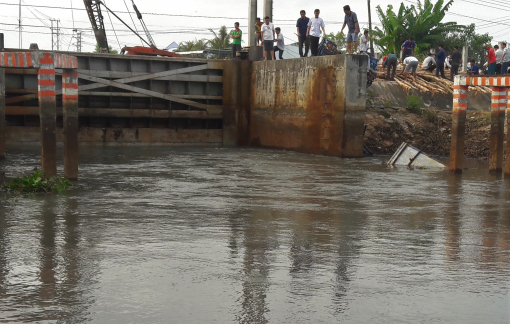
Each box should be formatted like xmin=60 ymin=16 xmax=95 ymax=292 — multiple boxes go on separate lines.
xmin=0 ymin=146 xmax=509 ymax=323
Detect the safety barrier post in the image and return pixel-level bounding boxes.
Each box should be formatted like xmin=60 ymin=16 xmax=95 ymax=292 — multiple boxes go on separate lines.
xmin=449 ymin=78 xmax=468 ymax=173
xmin=62 ymin=68 xmax=79 ymax=179
xmin=38 ymin=53 xmax=57 ymax=178
xmin=489 ymin=87 xmax=507 ymax=173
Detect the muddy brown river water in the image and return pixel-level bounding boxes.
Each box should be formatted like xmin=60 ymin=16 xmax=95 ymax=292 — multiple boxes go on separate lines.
xmin=0 ymin=145 xmax=509 ymax=323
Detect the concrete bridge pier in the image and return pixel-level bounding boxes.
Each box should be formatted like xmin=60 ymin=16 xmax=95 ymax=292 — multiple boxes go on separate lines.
xmin=38 ymin=53 xmax=57 ymax=178
xmin=0 ymin=67 xmax=5 ymax=159
xmin=505 ymin=97 xmax=510 ymax=178
xmin=62 ymin=69 xmax=79 ymax=180
xmin=449 ymin=84 xmax=468 ymax=173
xmin=489 ymin=87 xmax=507 ymax=173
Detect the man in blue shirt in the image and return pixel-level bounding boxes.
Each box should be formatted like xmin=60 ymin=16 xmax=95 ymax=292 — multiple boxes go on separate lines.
xmin=340 ymin=5 xmax=359 ymax=54
xmin=468 ymin=60 xmax=479 ymax=75
xmin=435 ymin=44 xmax=446 ymax=79
xmin=296 ymin=10 xmax=310 ymax=57
xmin=382 ymin=52 xmax=398 ymax=81
xmin=401 ymin=38 xmax=415 ymax=60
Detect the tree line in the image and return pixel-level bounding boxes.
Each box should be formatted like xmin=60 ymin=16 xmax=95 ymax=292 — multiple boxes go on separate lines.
xmin=372 ymin=0 xmax=493 ymax=65
xmin=176 ymin=26 xmax=231 ymax=52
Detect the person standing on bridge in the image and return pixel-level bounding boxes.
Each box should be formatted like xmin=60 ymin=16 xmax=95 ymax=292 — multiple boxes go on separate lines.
xmin=296 ymin=10 xmax=310 ymax=57
xmin=273 ymin=27 xmax=285 ymax=59
xmin=340 ymin=5 xmax=359 ymax=54
xmin=484 ymin=44 xmax=496 ymax=75
xmin=307 ymin=9 xmax=326 ymax=57
xmin=501 ymin=42 xmax=509 ymax=75
xmin=231 ymin=22 xmax=242 ymax=59
xmin=255 ymin=18 xmax=263 ymax=46
xmin=262 ymin=16 xmax=275 ymax=61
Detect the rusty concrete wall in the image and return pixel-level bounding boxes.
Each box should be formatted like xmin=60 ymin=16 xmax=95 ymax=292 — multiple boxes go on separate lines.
xmin=250 ymin=55 xmax=367 ymax=157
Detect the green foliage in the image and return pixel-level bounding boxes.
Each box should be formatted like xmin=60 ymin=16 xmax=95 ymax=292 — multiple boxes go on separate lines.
xmin=5 ymin=170 xmax=72 ymax=194
xmin=93 ymin=44 xmax=119 ymax=54
xmin=406 ymin=95 xmax=423 ymax=113
xmin=441 ymin=24 xmax=492 ymax=66
xmin=325 ymin=32 xmax=347 ymax=52
xmin=373 ymin=0 xmax=464 ymax=54
xmin=208 ymin=26 xmax=231 ymax=49
xmin=384 ymin=99 xmax=394 ymax=108
xmin=422 ymin=108 xmax=438 ymax=122
xmin=176 ymin=39 xmax=210 ymax=52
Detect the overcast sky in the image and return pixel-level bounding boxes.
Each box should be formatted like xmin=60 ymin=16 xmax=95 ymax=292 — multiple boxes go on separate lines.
xmin=0 ymin=0 xmax=507 ymax=54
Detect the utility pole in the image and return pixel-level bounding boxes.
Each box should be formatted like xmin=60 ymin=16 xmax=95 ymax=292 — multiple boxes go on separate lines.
xmin=18 ymin=0 xmax=22 ymax=49
xmin=74 ymin=29 xmax=82 ymax=52
xmin=367 ymin=0 xmax=374 ymax=56
xmin=51 ymin=19 xmax=60 ymax=50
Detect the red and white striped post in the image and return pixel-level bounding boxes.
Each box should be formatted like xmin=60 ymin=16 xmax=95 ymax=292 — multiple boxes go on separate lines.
xmin=0 ymin=67 xmax=5 ymax=159
xmin=505 ymin=91 xmax=510 ymax=178
xmin=449 ymin=79 xmax=469 ymax=173
xmin=62 ymin=68 xmax=79 ymax=179
xmin=38 ymin=52 xmax=57 ymax=178
xmin=489 ymin=87 xmax=507 ymax=173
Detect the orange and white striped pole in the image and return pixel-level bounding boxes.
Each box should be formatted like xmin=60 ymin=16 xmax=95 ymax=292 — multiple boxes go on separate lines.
xmin=449 ymin=76 xmax=469 ymax=173
xmin=489 ymin=87 xmax=507 ymax=173
xmin=62 ymin=69 xmax=79 ymax=180
xmin=38 ymin=52 xmax=57 ymax=178
xmin=0 ymin=67 xmax=5 ymax=159
xmin=505 ymin=90 xmax=510 ymax=178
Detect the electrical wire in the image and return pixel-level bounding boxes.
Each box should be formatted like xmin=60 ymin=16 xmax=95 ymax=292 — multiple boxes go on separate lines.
xmin=123 ymin=0 xmax=143 ymax=46
xmin=102 ymin=0 xmax=122 ymax=51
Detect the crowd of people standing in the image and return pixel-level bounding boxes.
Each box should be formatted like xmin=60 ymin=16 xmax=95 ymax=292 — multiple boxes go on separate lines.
xmin=229 ymin=5 xmax=367 ymax=60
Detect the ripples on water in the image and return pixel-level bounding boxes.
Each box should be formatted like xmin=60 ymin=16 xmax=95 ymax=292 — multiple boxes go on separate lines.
xmin=0 ymin=145 xmax=509 ymax=323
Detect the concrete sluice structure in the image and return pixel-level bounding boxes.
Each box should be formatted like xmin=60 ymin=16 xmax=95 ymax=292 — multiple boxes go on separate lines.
xmin=1 ymin=50 xmax=368 ymax=178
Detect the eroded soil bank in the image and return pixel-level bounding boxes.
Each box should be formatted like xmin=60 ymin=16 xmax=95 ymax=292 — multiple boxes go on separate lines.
xmin=364 ymin=108 xmax=498 ymax=158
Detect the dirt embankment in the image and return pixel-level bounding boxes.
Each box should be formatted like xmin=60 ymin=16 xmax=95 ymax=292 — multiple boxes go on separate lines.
xmin=364 ymin=108 xmax=497 ymax=158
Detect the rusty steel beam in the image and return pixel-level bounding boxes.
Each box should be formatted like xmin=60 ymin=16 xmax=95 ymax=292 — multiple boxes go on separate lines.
xmin=489 ymin=87 xmax=507 ymax=173
xmin=62 ymin=69 xmax=79 ymax=180
xmin=38 ymin=53 xmax=57 ymax=178
xmin=449 ymin=83 xmax=468 ymax=173
xmin=0 ymin=67 xmax=4 ymax=159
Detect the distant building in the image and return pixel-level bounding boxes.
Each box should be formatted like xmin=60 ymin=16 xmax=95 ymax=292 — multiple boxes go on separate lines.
xmin=164 ymin=42 xmax=179 ymax=52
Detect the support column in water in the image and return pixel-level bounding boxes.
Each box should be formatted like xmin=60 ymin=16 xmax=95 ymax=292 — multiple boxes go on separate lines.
xmin=489 ymin=87 xmax=507 ymax=173
xmin=62 ymin=68 xmax=79 ymax=180
xmin=505 ymin=91 xmax=510 ymax=177
xmin=38 ymin=53 xmax=57 ymax=178
xmin=449 ymin=81 xmax=468 ymax=173
xmin=0 ymin=67 xmax=5 ymax=159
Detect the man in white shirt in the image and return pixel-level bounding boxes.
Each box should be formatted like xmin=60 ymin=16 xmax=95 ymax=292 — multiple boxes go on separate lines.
xmin=501 ymin=42 xmax=509 ymax=75
xmin=359 ymin=30 xmax=369 ymax=54
xmin=306 ymin=9 xmax=325 ymax=57
xmin=261 ymin=16 xmax=275 ymax=61
xmin=402 ymin=56 xmax=419 ymax=82
xmin=494 ymin=44 xmax=504 ymax=75
xmin=273 ymin=27 xmax=285 ymax=59
xmin=422 ymin=52 xmax=436 ymax=73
